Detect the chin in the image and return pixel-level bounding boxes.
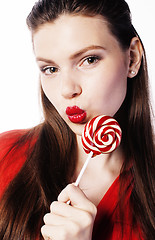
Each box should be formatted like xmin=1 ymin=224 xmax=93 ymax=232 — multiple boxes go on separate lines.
xmin=69 ymin=123 xmax=84 ymax=136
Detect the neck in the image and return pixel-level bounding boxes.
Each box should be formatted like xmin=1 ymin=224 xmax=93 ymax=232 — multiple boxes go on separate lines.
xmin=75 ymin=134 xmax=124 ymax=182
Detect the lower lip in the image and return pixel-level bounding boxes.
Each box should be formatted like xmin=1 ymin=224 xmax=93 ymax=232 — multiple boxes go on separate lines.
xmin=68 ymin=111 xmax=87 ymax=123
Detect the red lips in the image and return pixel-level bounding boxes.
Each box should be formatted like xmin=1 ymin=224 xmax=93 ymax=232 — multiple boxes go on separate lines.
xmin=66 ymin=106 xmax=86 ymax=123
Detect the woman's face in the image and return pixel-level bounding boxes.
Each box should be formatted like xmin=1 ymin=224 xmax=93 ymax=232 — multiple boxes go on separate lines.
xmin=33 ymin=14 xmax=130 ymax=135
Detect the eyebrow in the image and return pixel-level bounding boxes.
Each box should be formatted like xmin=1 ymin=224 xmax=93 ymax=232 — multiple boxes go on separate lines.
xmin=36 ymin=45 xmax=105 ymax=64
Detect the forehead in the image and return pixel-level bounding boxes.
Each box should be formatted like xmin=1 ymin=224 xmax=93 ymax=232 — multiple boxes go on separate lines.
xmin=33 ymin=14 xmax=119 ymax=58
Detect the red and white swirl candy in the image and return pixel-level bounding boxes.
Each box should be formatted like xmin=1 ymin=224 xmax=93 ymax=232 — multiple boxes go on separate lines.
xmin=81 ymin=115 xmax=122 ymax=156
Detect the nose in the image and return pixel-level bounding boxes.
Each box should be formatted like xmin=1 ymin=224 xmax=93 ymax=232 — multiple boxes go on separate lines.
xmin=60 ymin=71 xmax=82 ymax=99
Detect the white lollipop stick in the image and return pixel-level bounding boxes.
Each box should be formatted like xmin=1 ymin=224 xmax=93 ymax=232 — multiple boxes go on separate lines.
xmin=67 ymin=151 xmax=93 ymax=205
xmin=74 ymin=151 xmax=93 ymax=186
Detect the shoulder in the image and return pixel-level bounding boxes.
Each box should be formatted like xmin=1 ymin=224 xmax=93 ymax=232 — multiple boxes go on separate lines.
xmin=0 ymin=129 xmax=29 ymax=153
xmin=0 ymin=128 xmax=38 ymax=155
xmin=0 ymin=129 xmax=37 ymax=198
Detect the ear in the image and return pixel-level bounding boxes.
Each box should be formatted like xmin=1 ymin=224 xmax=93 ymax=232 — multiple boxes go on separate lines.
xmin=127 ymin=37 xmax=143 ymax=78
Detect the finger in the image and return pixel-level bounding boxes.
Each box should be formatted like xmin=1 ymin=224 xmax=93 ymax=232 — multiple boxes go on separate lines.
xmin=58 ymin=184 xmax=97 ymax=214
xmin=50 ymin=201 xmax=80 ymax=218
xmin=41 ymin=224 xmax=54 ymax=240
xmin=58 ymin=184 xmax=88 ymax=206
xmin=41 ymin=224 xmax=70 ymax=240
xmin=49 ymin=200 xmax=97 ymax=231
xmin=44 ymin=212 xmax=67 ymax=226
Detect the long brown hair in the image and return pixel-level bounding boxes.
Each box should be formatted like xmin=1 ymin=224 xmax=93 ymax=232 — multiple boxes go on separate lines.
xmin=0 ymin=0 xmax=154 ymax=239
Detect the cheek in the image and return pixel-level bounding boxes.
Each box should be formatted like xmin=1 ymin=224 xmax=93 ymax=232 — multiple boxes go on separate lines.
xmin=105 ymin=72 xmax=127 ymax=114
xmin=92 ymin=67 xmax=127 ymax=97
xmin=106 ymin=60 xmax=128 ymax=93
xmin=108 ymin=72 xmax=127 ymax=95
xmin=88 ymin=66 xmax=127 ymax=115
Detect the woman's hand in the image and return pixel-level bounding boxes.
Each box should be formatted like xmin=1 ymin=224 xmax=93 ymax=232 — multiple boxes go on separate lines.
xmin=41 ymin=184 xmax=97 ymax=240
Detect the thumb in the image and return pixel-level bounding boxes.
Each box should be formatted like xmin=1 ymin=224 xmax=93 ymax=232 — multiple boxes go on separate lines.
xmin=58 ymin=184 xmax=96 ymax=214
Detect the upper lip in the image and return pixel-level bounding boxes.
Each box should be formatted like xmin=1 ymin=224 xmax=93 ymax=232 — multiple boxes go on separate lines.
xmin=66 ymin=106 xmax=85 ymax=115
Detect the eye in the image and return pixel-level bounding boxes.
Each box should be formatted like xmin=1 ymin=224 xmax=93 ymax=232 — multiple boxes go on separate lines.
xmin=80 ymin=56 xmax=100 ymax=67
xmin=41 ymin=66 xmax=59 ymax=75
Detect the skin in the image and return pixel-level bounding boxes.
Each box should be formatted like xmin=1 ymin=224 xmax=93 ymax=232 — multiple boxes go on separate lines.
xmin=33 ymin=14 xmax=143 ymax=240
xmin=34 ymin=15 xmax=129 ymax=136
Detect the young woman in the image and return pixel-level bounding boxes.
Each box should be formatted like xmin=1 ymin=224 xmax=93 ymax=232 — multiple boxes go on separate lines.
xmin=0 ymin=0 xmax=154 ymax=239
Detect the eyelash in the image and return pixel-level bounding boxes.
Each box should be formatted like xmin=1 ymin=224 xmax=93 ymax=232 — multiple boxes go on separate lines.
xmin=40 ymin=66 xmax=58 ymax=75
xmin=40 ymin=55 xmax=101 ymax=75
xmin=79 ymin=55 xmax=101 ymax=67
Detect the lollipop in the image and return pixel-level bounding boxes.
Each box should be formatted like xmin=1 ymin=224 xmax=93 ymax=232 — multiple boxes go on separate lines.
xmin=74 ymin=115 xmax=122 ymax=186
xmin=82 ymin=115 xmax=122 ymax=156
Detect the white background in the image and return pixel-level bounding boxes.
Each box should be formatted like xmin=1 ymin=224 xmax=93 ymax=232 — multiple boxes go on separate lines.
xmin=0 ymin=0 xmax=154 ymax=133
